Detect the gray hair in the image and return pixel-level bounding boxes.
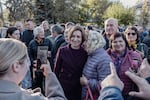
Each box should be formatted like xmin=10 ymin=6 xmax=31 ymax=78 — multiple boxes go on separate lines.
xmin=51 ymin=24 xmax=62 ymax=34
xmin=33 ymin=26 xmax=44 ymax=38
xmin=85 ymin=30 xmax=106 ymax=54
xmin=104 ymin=18 xmax=118 ymax=27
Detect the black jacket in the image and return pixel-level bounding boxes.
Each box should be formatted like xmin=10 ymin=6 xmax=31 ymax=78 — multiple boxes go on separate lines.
xmin=21 ymin=30 xmax=34 ymax=47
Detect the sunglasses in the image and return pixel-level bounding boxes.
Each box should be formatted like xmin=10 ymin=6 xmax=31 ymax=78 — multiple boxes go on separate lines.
xmin=127 ymin=32 xmax=136 ymax=36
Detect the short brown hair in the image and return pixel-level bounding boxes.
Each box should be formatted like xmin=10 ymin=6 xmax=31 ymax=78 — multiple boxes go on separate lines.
xmin=68 ymin=25 xmax=86 ymax=44
xmin=109 ymin=32 xmax=129 ymax=49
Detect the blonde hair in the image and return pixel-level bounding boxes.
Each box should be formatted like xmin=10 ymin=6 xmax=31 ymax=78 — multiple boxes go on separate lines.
xmin=85 ymin=30 xmax=106 ymax=54
xmin=0 ymin=38 xmax=27 ymax=75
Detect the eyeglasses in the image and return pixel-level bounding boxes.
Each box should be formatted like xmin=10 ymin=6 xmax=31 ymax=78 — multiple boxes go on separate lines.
xmin=127 ymin=32 xmax=136 ymax=36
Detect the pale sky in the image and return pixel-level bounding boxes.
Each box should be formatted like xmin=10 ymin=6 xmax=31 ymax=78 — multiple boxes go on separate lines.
xmin=120 ymin=0 xmax=139 ymax=7
xmin=111 ymin=0 xmax=139 ymax=7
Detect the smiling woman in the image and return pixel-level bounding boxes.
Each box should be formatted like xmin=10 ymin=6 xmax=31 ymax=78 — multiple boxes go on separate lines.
xmin=125 ymin=26 xmax=149 ymax=58
xmin=107 ymin=32 xmax=142 ymax=100
xmin=54 ymin=25 xmax=88 ymax=100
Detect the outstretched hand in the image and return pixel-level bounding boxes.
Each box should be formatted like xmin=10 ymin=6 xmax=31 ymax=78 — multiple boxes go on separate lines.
xmin=139 ymin=58 xmax=150 ymax=78
xmin=101 ymin=62 xmax=124 ymax=91
xmin=40 ymin=61 xmax=52 ymax=77
xmin=125 ymin=69 xmax=150 ymax=99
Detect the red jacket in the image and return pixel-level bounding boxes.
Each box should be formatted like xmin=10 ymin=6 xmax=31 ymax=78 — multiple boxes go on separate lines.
xmin=107 ymin=48 xmax=142 ymax=94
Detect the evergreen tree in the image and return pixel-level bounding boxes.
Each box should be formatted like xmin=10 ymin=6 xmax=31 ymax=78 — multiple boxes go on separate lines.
xmin=53 ymin=0 xmax=80 ymax=23
xmin=79 ymin=0 xmax=111 ymax=26
xmin=103 ymin=2 xmax=135 ymax=26
xmin=4 ymin=0 xmax=34 ymax=22
xmin=34 ymin=0 xmax=54 ymax=25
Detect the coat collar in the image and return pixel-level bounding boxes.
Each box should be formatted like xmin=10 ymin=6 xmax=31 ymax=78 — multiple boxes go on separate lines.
xmin=0 ymin=80 xmax=23 ymax=93
xmin=55 ymin=34 xmax=63 ymax=41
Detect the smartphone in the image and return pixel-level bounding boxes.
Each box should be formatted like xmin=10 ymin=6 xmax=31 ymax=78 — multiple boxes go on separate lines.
xmin=37 ymin=46 xmax=48 ymax=71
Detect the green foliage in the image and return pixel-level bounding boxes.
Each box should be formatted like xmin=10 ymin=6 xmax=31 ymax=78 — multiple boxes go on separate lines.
xmin=4 ymin=0 xmax=34 ymax=22
xmin=34 ymin=0 xmax=82 ymax=24
xmin=141 ymin=0 xmax=149 ymax=29
xmin=53 ymin=0 xmax=82 ymax=23
xmin=3 ymin=0 xmax=112 ymax=26
xmin=79 ymin=0 xmax=111 ymax=26
xmin=34 ymin=0 xmax=54 ymax=25
xmin=103 ymin=2 xmax=135 ymax=26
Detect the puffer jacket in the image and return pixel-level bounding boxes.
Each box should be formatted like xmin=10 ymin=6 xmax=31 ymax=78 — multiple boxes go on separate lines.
xmin=82 ymin=48 xmax=112 ymax=100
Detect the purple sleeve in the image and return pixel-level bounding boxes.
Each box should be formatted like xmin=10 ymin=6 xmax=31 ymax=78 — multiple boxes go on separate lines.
xmin=54 ymin=48 xmax=62 ymax=78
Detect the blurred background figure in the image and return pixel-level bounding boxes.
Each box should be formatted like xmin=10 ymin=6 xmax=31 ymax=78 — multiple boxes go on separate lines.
xmin=137 ymin=26 xmax=148 ymax=42
xmin=21 ymin=19 xmax=35 ymax=47
xmin=103 ymin=18 xmax=118 ymax=50
xmin=15 ymin=21 xmax=25 ymax=40
xmin=41 ymin=20 xmax=51 ymax=37
xmin=64 ymin=28 xmax=71 ymax=44
xmin=51 ymin=24 xmax=66 ymax=68
xmin=65 ymin=22 xmax=75 ymax=29
xmin=60 ymin=23 xmax=66 ymax=34
xmin=125 ymin=26 xmax=149 ymax=58
xmin=5 ymin=27 xmax=20 ymax=40
xmin=0 ymin=26 xmax=8 ymax=38
xmin=143 ymin=29 xmax=150 ymax=48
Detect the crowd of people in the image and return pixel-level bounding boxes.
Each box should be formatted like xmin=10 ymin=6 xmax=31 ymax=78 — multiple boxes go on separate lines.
xmin=0 ymin=18 xmax=150 ymax=100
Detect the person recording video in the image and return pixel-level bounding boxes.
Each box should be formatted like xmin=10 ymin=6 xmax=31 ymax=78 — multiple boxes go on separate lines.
xmin=0 ymin=38 xmax=66 ymax=100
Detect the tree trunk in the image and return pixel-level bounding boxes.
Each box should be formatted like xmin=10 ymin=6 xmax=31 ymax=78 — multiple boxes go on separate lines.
xmin=0 ymin=0 xmax=4 ymax=26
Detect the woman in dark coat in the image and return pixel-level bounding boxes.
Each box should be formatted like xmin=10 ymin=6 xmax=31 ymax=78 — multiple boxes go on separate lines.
xmin=54 ymin=26 xmax=88 ymax=100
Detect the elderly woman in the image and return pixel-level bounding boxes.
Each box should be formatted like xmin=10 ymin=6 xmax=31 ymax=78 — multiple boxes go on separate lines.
xmin=107 ymin=33 xmax=142 ymax=100
xmin=80 ymin=30 xmax=112 ymax=100
xmin=54 ymin=25 xmax=88 ymax=100
xmin=125 ymin=26 xmax=149 ymax=58
xmin=28 ymin=26 xmax=52 ymax=94
xmin=0 ymin=38 xmax=66 ymax=100
xmin=5 ymin=27 xmax=20 ymax=40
